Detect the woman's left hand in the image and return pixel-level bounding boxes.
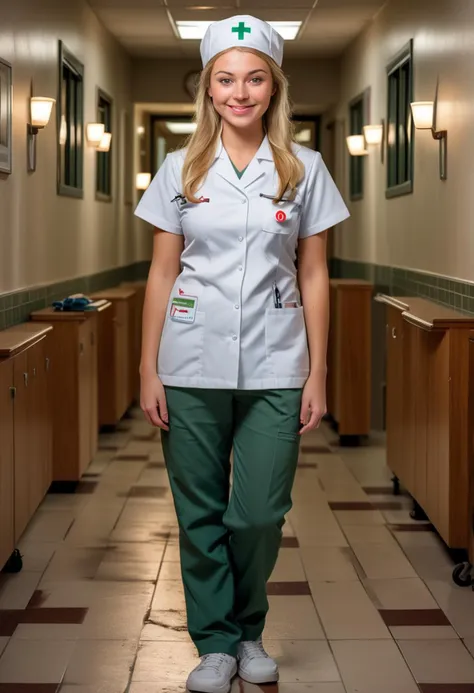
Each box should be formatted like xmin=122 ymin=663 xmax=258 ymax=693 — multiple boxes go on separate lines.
xmin=299 ymin=371 xmax=327 ymax=435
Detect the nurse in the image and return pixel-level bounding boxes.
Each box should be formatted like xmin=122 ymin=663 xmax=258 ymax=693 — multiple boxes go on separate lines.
xmin=135 ymin=14 xmax=349 ymax=693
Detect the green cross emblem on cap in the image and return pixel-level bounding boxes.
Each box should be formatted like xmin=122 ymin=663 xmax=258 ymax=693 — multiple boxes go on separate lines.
xmin=232 ymin=21 xmax=251 ymax=40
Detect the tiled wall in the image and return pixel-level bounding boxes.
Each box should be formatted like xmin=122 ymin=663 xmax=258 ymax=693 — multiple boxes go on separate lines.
xmin=330 ymin=258 xmax=474 ymax=314
xmin=0 ymin=261 xmax=150 ymax=331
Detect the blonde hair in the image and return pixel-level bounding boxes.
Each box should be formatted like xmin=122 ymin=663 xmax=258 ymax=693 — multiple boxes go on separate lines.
xmin=182 ymin=48 xmax=304 ymax=203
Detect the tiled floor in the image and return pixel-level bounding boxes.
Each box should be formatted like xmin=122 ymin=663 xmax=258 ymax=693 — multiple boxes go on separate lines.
xmin=1 ymin=411 xmax=474 ymax=692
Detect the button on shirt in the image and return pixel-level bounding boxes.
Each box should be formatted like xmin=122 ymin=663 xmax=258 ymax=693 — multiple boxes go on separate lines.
xmin=134 ymin=136 xmax=350 ymax=390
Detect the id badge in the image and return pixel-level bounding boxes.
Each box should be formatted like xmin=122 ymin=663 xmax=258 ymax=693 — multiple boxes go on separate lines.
xmin=170 ymin=294 xmax=197 ymax=323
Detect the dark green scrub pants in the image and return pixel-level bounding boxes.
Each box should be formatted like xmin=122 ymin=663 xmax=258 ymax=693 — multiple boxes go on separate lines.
xmin=161 ymin=387 xmax=302 ymax=658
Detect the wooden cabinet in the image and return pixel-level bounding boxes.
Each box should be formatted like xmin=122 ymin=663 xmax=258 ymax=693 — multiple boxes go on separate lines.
xmin=0 ymin=324 xmax=53 ymax=569
xmin=30 ymin=305 xmax=109 ymax=485
xmin=379 ymin=295 xmax=474 ymax=549
xmin=327 ymin=279 xmax=373 ymax=442
xmin=91 ymin=287 xmax=136 ymax=426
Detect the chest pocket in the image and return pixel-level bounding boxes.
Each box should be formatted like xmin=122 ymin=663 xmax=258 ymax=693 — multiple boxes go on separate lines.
xmin=260 ymin=193 xmax=302 ymax=235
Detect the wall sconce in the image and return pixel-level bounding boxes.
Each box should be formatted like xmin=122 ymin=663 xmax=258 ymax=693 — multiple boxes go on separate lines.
xmin=410 ymin=101 xmax=447 ymax=180
xmin=363 ymin=121 xmax=385 ymax=163
xmin=28 ymin=97 xmax=56 ymax=172
xmin=86 ymin=123 xmax=105 ymax=146
xmin=97 ymin=132 xmax=112 ymax=153
xmin=136 ymin=172 xmax=151 ymax=190
xmin=346 ymin=135 xmax=368 ymax=156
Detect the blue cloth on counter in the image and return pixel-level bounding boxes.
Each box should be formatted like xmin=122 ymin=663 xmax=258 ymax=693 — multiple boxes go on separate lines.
xmin=52 ymin=296 xmax=94 ymax=311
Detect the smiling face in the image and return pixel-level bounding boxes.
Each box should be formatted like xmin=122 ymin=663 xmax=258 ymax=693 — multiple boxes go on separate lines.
xmin=207 ymin=49 xmax=275 ymax=131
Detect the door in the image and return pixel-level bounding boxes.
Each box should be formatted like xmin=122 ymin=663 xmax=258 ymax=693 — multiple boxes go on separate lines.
xmin=13 ymin=350 xmax=30 ymax=541
xmin=89 ymin=315 xmax=98 ymax=460
xmin=385 ymin=307 xmax=409 ymax=487
xmin=78 ymin=320 xmax=91 ymax=476
xmin=27 ymin=340 xmax=43 ymax=516
xmin=115 ymin=300 xmax=130 ymax=420
xmin=0 ymin=359 xmax=14 ymax=569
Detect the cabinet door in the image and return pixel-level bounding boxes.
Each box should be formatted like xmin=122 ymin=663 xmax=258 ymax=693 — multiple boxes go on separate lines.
xmin=13 ymin=351 xmax=30 ymax=541
xmin=0 ymin=359 xmax=14 ymax=569
xmin=89 ymin=315 xmax=98 ymax=461
xmin=385 ymin=307 xmax=409 ymax=487
xmin=115 ymin=300 xmax=130 ymax=420
xmin=78 ymin=321 xmax=91 ymax=476
xmin=43 ymin=337 xmax=53 ymax=494
xmin=27 ymin=340 xmax=44 ymax=516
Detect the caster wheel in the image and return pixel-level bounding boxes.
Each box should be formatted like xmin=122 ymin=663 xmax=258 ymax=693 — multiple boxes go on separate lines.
xmin=452 ymin=562 xmax=473 ymax=587
xmin=392 ymin=476 xmax=400 ymax=496
xmin=1 ymin=549 xmax=23 ymax=574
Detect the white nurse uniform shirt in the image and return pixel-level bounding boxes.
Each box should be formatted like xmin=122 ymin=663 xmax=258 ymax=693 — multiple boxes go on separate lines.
xmin=134 ymin=136 xmax=350 ymax=390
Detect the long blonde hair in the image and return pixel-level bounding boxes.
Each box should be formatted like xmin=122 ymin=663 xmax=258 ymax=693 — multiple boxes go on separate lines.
xmin=182 ymin=47 xmax=304 ymax=203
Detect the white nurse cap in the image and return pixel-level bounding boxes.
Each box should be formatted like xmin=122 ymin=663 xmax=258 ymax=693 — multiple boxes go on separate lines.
xmin=200 ymin=15 xmax=284 ymax=68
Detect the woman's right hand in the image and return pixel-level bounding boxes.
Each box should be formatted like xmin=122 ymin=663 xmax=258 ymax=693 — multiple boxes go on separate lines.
xmin=140 ymin=371 xmax=169 ymax=431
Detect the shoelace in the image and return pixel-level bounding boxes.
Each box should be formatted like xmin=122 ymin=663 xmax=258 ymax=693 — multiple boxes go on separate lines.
xmin=241 ymin=640 xmax=268 ymax=661
xmin=200 ymin=653 xmax=231 ymax=672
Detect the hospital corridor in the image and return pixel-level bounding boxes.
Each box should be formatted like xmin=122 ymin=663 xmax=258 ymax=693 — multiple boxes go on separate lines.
xmin=2 ymin=0 xmax=474 ymax=691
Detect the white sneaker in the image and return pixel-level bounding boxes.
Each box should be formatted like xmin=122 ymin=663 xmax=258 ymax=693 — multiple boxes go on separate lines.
xmin=237 ymin=638 xmax=279 ymax=684
xmin=186 ymin=653 xmax=237 ymax=693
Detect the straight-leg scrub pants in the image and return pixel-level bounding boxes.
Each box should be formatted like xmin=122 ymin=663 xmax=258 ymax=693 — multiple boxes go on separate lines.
xmin=161 ymin=387 xmax=302 ymax=658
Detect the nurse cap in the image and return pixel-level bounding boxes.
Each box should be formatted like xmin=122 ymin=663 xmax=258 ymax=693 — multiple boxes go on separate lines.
xmin=200 ymin=15 xmax=284 ymax=68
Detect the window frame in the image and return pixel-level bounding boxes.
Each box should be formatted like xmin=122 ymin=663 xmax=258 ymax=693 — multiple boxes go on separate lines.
xmin=57 ymin=41 xmax=84 ymax=198
xmin=386 ymin=39 xmax=414 ymax=199
xmin=96 ymin=88 xmax=113 ymax=202
xmin=348 ymin=90 xmax=369 ymax=202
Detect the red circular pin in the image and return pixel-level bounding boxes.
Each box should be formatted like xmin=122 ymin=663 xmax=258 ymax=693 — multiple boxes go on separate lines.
xmin=276 ymin=210 xmax=287 ymax=223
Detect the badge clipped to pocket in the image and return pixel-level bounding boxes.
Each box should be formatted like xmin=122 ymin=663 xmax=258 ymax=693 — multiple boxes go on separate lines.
xmin=170 ymin=291 xmax=198 ymax=324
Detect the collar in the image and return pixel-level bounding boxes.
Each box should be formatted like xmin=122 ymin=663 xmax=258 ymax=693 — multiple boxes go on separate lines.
xmin=214 ymin=134 xmax=274 ymax=163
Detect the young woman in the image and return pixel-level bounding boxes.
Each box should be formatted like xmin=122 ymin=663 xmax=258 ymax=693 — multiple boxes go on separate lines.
xmin=135 ymin=14 xmax=349 ymax=693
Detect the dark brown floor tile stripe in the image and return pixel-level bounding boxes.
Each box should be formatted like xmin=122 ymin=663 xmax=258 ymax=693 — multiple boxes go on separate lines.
xmin=98 ymin=444 xmax=120 ymax=451
xmin=147 ymin=461 xmax=166 ymax=469
xmin=297 ymin=462 xmax=318 ymax=469
xmin=388 ymin=523 xmax=435 ymax=532
xmin=129 ymin=486 xmax=168 ymax=498
xmin=329 ymin=501 xmax=403 ymax=510
xmin=379 ymin=609 xmax=451 ymax=627
xmin=27 ymin=591 xmax=48 ymax=608
xmin=266 ymin=581 xmax=311 ymax=596
xmin=419 ymin=686 xmax=474 ymax=692
xmin=301 ymin=445 xmax=331 ymax=454
xmin=0 ymin=608 xmax=88 ymax=635
xmin=281 ymin=537 xmax=299 ymax=548
xmin=115 ymin=454 xmax=150 ymax=461
xmin=0 ymin=685 xmax=60 ymax=692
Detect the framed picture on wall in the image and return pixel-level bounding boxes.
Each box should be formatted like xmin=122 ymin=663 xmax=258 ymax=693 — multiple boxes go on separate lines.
xmin=0 ymin=58 xmax=13 ymax=175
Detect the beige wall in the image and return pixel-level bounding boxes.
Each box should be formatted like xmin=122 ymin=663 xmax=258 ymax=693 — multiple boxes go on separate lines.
xmin=332 ymin=0 xmax=474 ymax=282
xmin=131 ymin=57 xmax=341 ymax=114
xmin=0 ymin=0 xmax=144 ymax=296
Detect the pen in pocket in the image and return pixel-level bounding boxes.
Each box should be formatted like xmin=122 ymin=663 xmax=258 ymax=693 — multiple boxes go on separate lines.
xmin=272 ymin=281 xmax=282 ymax=309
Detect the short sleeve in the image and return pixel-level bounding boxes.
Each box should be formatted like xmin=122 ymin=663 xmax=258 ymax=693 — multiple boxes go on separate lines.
xmin=299 ymin=152 xmax=350 ymax=238
xmin=134 ymin=153 xmax=183 ymax=235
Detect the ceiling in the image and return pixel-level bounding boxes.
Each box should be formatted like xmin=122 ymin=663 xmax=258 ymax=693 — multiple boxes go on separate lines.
xmin=88 ymin=0 xmax=388 ymax=59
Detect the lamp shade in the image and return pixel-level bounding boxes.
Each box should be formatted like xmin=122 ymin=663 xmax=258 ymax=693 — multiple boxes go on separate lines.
xmin=87 ymin=123 xmax=105 ymax=145
xmin=97 ymin=132 xmax=112 ymax=152
xmin=136 ymin=172 xmax=151 ymax=190
xmin=346 ymin=135 xmax=368 ymax=156
xmin=363 ymin=124 xmax=383 ymax=145
xmin=30 ymin=97 xmax=55 ymax=128
xmin=410 ymin=101 xmax=434 ymax=129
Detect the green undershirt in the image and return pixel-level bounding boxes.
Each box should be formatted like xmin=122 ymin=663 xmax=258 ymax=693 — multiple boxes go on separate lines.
xmin=230 ymin=160 xmax=248 ymax=179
